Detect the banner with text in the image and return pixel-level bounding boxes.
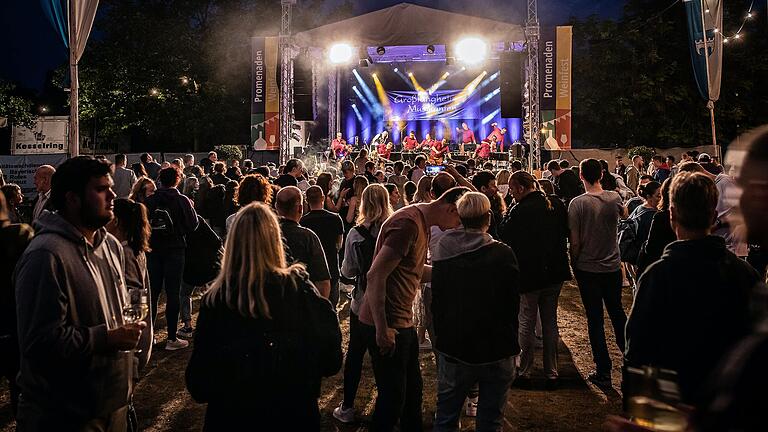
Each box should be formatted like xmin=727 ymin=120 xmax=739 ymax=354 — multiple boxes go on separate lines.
xmin=251 ymin=37 xmax=280 ymax=151
xmin=540 ymin=26 xmax=572 ymax=150
xmin=11 ymin=116 xmax=69 ymax=155
xmin=0 ymin=154 xmax=68 ymax=198
xmin=385 ymin=90 xmax=482 ymax=121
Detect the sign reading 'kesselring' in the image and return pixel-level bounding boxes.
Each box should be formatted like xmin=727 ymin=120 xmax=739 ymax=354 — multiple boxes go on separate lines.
xmin=11 ymin=116 xmax=69 ymax=155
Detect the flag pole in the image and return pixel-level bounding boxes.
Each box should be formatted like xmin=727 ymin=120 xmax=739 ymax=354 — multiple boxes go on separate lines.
xmin=698 ymin=0 xmax=719 ymax=159
xmin=68 ymin=0 xmax=80 ymax=158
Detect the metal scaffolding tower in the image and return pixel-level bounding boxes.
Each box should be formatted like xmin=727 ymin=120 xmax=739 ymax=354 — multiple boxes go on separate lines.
xmin=279 ymin=0 xmax=296 ymax=165
xmin=524 ymin=0 xmax=541 ymax=171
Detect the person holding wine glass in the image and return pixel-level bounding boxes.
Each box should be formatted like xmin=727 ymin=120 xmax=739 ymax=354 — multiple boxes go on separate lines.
xmin=14 ymin=156 xmax=145 ymax=431
xmin=108 ymin=198 xmax=154 ymax=370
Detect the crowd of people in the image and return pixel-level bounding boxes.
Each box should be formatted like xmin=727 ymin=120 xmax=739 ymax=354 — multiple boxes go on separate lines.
xmin=1 ymin=128 xmax=767 ymax=431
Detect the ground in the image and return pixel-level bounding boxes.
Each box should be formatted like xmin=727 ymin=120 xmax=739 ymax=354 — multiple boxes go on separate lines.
xmin=0 ymin=281 xmax=632 ymax=431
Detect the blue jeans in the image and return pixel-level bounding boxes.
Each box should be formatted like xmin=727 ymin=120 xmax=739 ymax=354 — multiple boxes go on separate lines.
xmin=148 ymin=251 xmax=185 ymax=341
xmin=434 ymin=355 xmax=516 ymax=432
xmin=519 ymin=283 xmax=562 ymax=379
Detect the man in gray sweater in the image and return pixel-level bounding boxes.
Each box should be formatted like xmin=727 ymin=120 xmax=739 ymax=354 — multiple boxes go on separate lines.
xmin=15 ymin=156 xmax=144 ymax=431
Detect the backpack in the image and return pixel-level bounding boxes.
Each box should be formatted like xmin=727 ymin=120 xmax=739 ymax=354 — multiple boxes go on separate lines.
xmin=150 ymin=207 xmax=175 ymax=239
xmin=618 ymin=216 xmax=642 ymax=264
xmin=351 ymin=225 xmax=377 ymax=294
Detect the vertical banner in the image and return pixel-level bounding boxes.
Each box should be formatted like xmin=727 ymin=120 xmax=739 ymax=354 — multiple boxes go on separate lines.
xmin=539 ymin=26 xmax=573 ymax=150
xmin=251 ymin=37 xmax=280 ymax=151
xmin=684 ymin=0 xmax=722 ymax=102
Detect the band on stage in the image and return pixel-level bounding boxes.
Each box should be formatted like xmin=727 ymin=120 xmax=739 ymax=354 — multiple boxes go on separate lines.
xmin=328 ymin=123 xmax=524 ymax=168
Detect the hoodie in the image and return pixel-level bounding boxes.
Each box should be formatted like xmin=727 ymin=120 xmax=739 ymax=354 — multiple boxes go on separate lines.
xmin=431 ymin=228 xmax=521 ymax=364
xmin=626 ymin=236 xmax=762 ymax=406
xmin=15 ymin=212 xmax=133 ymax=420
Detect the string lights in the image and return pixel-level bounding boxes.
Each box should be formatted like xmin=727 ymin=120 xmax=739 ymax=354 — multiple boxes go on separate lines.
xmin=705 ymin=0 xmax=756 ymax=44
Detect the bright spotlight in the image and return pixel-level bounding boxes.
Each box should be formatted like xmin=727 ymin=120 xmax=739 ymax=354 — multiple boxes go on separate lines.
xmin=408 ymin=72 xmax=413 ymax=76
xmin=394 ymin=67 xmax=399 ymax=72
xmin=426 ymin=44 xmax=435 ymax=54
xmin=329 ymin=43 xmax=353 ymax=64
xmin=455 ymin=37 xmax=488 ymax=65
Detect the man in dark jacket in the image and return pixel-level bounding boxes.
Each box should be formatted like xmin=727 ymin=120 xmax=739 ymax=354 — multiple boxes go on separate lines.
xmin=547 ymin=160 xmax=582 ymax=205
xmin=431 ymin=192 xmax=520 ymax=432
xmin=15 ymin=157 xmax=144 ymax=431
xmin=144 ymin=166 xmax=198 ymax=350
xmin=471 ymin=170 xmax=502 ymax=239
xmin=625 ymin=172 xmax=761 ymax=406
xmin=500 ymin=171 xmax=570 ymax=389
xmin=140 ymin=152 xmax=161 ymax=180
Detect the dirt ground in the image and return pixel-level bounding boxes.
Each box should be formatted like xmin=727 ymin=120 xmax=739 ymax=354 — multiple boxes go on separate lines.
xmin=0 ymin=281 xmax=633 ymax=431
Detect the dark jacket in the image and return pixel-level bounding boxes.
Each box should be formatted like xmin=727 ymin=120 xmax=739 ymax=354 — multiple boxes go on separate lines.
xmin=210 ymin=172 xmax=229 ymax=186
xmin=637 ymin=209 xmax=675 ymax=275
xmin=14 ymin=212 xmax=133 ymax=421
xmin=186 ymin=270 xmax=341 ymax=431
xmin=431 ymin=229 xmax=520 ymax=364
xmin=499 ymin=191 xmax=571 ymax=293
xmin=144 ymin=187 xmax=199 ymax=251
xmin=183 ymin=216 xmax=223 ymax=286
xmin=625 ymin=236 xmax=762 ymax=406
xmin=554 ymin=169 xmax=582 ymax=205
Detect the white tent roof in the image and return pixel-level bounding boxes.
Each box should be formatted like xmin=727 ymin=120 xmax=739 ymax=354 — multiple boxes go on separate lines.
xmin=294 ymin=3 xmax=524 ymax=48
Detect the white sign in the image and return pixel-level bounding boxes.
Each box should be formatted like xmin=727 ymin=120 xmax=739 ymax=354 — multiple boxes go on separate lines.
xmin=0 ymin=154 xmax=68 ymax=198
xmin=11 ymin=116 xmax=69 ymax=155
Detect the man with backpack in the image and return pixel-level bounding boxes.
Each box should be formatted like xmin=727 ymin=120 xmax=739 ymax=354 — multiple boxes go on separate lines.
xmin=144 ymin=167 xmax=199 ymax=350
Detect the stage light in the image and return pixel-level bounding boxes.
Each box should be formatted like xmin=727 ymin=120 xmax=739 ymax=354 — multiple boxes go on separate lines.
xmin=372 ymin=73 xmax=377 ymax=77
xmin=359 ymin=59 xmax=370 ymax=68
xmin=394 ymin=67 xmax=398 ymax=72
xmin=408 ymin=72 xmax=413 ymax=76
xmin=426 ymin=45 xmax=435 ymax=54
xmin=455 ymin=37 xmax=487 ymax=65
xmin=329 ymin=43 xmax=353 ymax=64
xmin=376 ymin=46 xmax=386 ymax=55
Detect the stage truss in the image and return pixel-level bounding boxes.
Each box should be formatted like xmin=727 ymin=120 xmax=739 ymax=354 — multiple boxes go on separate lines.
xmin=524 ymin=0 xmax=541 ymax=171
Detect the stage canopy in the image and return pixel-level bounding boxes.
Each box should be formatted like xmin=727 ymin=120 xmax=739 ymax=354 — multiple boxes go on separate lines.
xmin=294 ymin=3 xmax=525 ymax=49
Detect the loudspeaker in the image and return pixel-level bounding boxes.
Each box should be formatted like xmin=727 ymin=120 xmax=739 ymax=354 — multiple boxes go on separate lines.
xmin=500 ymin=52 xmax=523 ymax=118
xmin=293 ymin=55 xmax=314 ymax=121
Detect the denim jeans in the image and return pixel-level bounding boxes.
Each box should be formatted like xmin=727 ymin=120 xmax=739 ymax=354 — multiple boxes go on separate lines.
xmin=574 ymin=270 xmax=626 ymax=374
xmin=433 ymin=354 xmax=516 ymax=432
xmin=180 ymin=282 xmax=195 ymax=324
xmin=341 ymin=311 xmax=374 ymax=408
xmin=148 ymin=251 xmax=185 ymax=341
xmin=519 ymin=283 xmax=562 ymax=379
xmin=366 ymin=325 xmax=423 ymax=432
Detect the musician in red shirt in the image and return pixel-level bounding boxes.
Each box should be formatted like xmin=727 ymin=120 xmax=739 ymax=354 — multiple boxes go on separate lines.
xmin=402 ymin=131 xmax=419 ymax=151
xmin=474 ymin=139 xmax=491 ymax=160
xmin=420 ymin=133 xmax=435 ymax=150
xmin=377 ymin=141 xmax=393 ymax=160
xmin=486 ymin=123 xmax=508 ymax=151
xmin=430 ymin=138 xmax=449 ymax=164
xmin=331 ymin=132 xmax=350 ymax=160
xmin=456 ymin=122 xmax=476 ymax=155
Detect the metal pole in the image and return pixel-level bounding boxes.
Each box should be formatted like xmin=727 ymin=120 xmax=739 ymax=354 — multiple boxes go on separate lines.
xmin=698 ymin=0 xmax=719 ymax=157
xmin=68 ymin=0 xmax=80 ymax=157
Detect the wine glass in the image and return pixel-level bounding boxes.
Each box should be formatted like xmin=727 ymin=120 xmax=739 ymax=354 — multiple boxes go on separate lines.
xmin=122 ymin=287 xmax=149 ymax=353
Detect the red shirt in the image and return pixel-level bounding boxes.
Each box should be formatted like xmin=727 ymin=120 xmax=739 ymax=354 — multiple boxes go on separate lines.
xmin=476 ymin=141 xmax=491 ymax=159
xmin=486 ymin=126 xmax=505 ymax=151
xmin=403 ymin=136 xmax=418 ymax=151
xmin=331 ymin=139 xmax=347 ymax=158
xmin=431 ymin=141 xmax=447 ymax=156
xmin=421 ymin=139 xmax=435 ymax=149
xmin=461 ymin=128 xmax=476 ymax=144
xmin=378 ymin=142 xmax=392 ymax=160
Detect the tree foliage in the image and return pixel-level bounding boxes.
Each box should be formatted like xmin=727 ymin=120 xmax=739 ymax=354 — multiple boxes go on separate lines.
xmin=571 ymin=0 xmax=768 ymax=149
xmin=74 ymin=0 xmax=353 ymax=152
xmin=0 ymin=80 xmax=37 ymax=129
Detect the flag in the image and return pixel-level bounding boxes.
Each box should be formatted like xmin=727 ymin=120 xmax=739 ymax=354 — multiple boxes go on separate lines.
xmin=684 ymin=0 xmax=723 ymax=102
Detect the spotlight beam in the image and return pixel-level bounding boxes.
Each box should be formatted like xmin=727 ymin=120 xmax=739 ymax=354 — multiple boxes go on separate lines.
xmin=352 ymin=69 xmax=383 ymax=115
xmin=372 ymin=73 xmax=393 ymax=120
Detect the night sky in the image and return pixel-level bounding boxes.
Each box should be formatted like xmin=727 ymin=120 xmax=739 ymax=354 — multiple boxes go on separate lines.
xmin=0 ymin=0 xmax=623 ymax=91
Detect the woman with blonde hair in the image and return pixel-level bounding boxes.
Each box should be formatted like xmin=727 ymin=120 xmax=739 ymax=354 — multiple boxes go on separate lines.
xmin=413 ymin=175 xmax=433 ymax=203
xmin=333 ymin=183 xmax=392 ymax=423
xmin=129 ymin=176 xmax=156 ymax=204
xmin=186 ymin=202 xmax=342 ymax=431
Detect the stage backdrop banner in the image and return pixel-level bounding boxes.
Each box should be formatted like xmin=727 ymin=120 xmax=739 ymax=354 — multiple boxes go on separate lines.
xmin=0 ymin=154 xmax=68 ymax=198
xmin=684 ymin=0 xmax=722 ymax=102
xmin=385 ymin=90 xmax=482 ymax=121
xmin=251 ymin=37 xmax=280 ymax=151
xmin=11 ymin=116 xmax=69 ymax=155
xmin=540 ymin=26 xmax=572 ymax=150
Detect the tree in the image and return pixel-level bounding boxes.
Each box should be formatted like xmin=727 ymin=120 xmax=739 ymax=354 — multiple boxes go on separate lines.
xmin=0 ymin=80 xmax=36 ymax=129
xmin=571 ymin=0 xmax=767 ymax=149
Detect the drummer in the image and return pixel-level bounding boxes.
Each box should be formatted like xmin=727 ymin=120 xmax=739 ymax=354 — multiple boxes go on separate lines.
xmin=402 ymin=131 xmax=419 ymax=151
xmin=474 ymin=139 xmax=492 ymax=160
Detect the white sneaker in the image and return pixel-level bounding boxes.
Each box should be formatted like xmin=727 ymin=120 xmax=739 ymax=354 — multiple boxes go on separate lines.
xmin=332 ymin=402 xmax=355 ymax=423
xmin=165 ymin=338 xmax=189 ymax=351
xmin=465 ymin=397 xmax=478 ymax=417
